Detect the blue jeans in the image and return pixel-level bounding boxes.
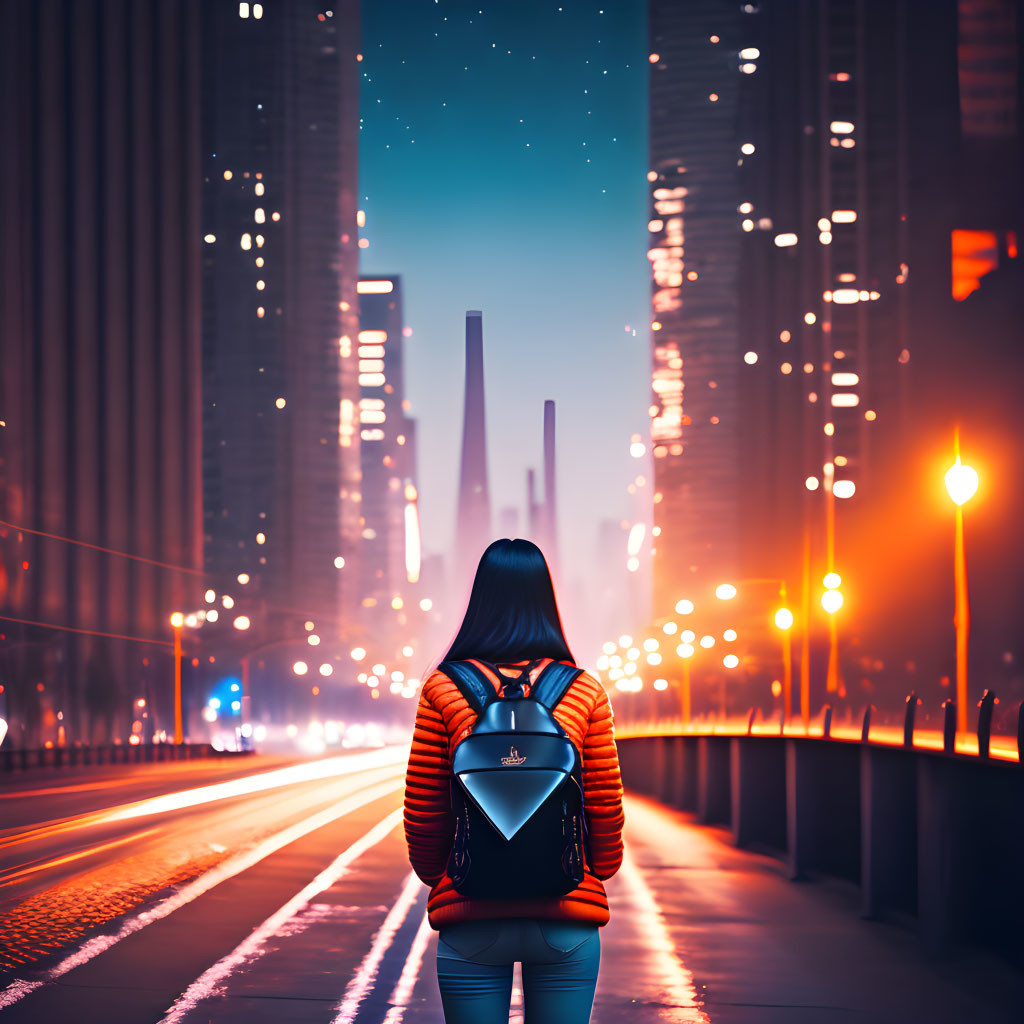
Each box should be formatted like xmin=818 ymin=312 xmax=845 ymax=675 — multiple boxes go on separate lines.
xmin=436 ymin=917 xmax=600 ymax=1024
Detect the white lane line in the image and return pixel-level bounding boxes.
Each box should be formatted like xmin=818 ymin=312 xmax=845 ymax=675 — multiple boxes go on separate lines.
xmin=0 ymin=770 xmax=403 ymax=1012
xmin=158 ymin=807 xmax=404 ymax=1024
xmin=331 ymin=871 xmax=422 ymax=1024
xmin=101 ymin=745 xmax=407 ymax=822
xmin=381 ymin=909 xmax=434 ymax=1024
xmin=618 ymin=846 xmax=710 ymax=1022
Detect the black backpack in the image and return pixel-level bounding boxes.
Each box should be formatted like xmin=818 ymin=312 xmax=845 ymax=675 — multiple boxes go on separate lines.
xmin=438 ymin=658 xmax=592 ymax=899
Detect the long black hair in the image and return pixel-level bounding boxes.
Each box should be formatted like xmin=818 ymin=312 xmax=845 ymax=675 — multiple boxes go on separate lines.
xmin=443 ymin=538 xmax=575 ymax=665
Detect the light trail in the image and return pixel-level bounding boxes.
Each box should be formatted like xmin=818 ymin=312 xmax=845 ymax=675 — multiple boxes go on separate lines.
xmin=157 ymin=807 xmax=404 ymax=1023
xmin=0 ymin=774 xmax=403 ymax=1011
xmin=381 ymin=910 xmax=434 ymax=1024
xmin=100 ymin=745 xmax=408 ymax=822
xmin=0 ymin=827 xmax=161 ymax=888
xmin=0 ymin=747 xmax=407 ymax=853
xmin=618 ymin=846 xmax=710 ymax=1023
xmin=332 ymin=871 xmax=422 ymax=1024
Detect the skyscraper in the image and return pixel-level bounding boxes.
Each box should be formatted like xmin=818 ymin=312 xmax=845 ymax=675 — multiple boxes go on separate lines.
xmin=455 ymin=311 xmax=492 ymax=591
xmin=0 ymin=0 xmax=204 ymax=745
xmin=648 ymin=0 xmax=1024 ymax=713
xmin=200 ymin=1 xmax=362 ymax=649
xmin=356 ymin=276 xmax=419 ymax=623
xmin=647 ymin=1 xmax=744 ymax=615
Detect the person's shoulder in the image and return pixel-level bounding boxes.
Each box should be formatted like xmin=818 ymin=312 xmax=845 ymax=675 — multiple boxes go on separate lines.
xmin=548 ymin=663 xmax=605 ymax=703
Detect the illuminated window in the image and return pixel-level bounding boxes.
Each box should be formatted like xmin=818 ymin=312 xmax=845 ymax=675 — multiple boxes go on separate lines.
xmin=239 ymin=3 xmax=249 ymax=17
xmin=831 ymin=393 xmax=859 ymax=407
xmin=951 ymin=229 xmax=999 ymax=300
xmin=830 ymin=121 xmax=854 ymax=133
xmin=359 ymin=373 xmax=386 ymax=387
xmin=255 ymin=208 xmax=266 ymax=224
xmin=240 ymin=233 xmax=252 ymax=250
xmin=358 ymin=329 xmax=387 ymax=344
xmin=774 ymin=233 xmax=798 ymax=247
xmin=361 ymin=428 xmax=385 ymax=441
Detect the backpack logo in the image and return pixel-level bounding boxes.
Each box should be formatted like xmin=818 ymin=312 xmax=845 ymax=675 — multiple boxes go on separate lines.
xmin=500 ymin=745 xmax=527 ymax=766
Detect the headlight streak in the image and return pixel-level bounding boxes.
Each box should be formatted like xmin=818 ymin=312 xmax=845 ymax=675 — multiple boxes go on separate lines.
xmin=0 ymin=770 xmax=404 ymax=1012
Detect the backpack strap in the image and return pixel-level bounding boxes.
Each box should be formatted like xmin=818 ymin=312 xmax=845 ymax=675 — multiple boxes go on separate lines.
xmin=438 ymin=660 xmax=499 ymax=717
xmin=530 ymin=662 xmax=584 ymax=710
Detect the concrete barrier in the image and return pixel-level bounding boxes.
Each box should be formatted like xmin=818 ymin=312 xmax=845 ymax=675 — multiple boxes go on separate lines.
xmin=0 ymin=742 xmax=252 ymax=772
xmin=616 ymin=697 xmax=1024 ymax=968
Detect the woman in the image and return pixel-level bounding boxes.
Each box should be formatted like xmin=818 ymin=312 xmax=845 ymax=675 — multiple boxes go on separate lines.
xmin=403 ymin=538 xmax=625 ymax=1024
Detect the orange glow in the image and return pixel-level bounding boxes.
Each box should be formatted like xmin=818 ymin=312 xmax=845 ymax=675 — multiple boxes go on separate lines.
xmin=945 ymin=456 xmax=979 ymax=506
xmin=951 ymin=229 xmax=999 ymax=300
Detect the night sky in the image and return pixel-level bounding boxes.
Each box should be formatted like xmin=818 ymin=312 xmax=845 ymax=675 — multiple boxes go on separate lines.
xmin=359 ymin=0 xmax=650 ymax=594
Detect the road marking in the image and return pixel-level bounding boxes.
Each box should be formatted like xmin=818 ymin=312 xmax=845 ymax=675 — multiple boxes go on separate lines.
xmin=0 ymin=772 xmax=403 ymax=1012
xmin=158 ymin=807 xmax=404 ymax=1023
xmin=382 ymin=909 xmax=434 ymax=1024
xmin=331 ymin=871 xmax=422 ymax=1024
xmin=618 ymin=845 xmax=710 ymax=1022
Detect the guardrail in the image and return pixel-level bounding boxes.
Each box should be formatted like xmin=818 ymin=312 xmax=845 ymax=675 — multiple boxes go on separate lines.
xmin=0 ymin=742 xmax=253 ymax=772
xmin=617 ymin=693 xmax=1024 ymax=968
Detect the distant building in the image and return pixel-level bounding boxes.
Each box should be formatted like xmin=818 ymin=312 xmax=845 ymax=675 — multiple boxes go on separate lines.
xmin=356 ymin=276 xmax=419 ymax=621
xmin=200 ymin=0 xmax=362 ymax=649
xmin=0 ymin=0 xmax=204 ymax=745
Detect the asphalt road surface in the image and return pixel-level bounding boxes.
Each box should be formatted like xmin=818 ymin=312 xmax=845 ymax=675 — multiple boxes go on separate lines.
xmin=0 ymin=748 xmax=1019 ymax=1023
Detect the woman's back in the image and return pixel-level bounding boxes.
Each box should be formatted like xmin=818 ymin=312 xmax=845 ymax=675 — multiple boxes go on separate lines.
xmin=402 ymin=538 xmax=625 ymax=1024
xmin=404 ymin=656 xmax=624 ymax=930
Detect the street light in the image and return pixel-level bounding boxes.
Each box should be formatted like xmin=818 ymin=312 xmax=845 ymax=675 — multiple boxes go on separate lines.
xmin=715 ymin=583 xmax=737 ymax=600
xmin=168 ymin=613 xmax=184 ymax=743
xmin=945 ymin=441 xmax=979 ymax=734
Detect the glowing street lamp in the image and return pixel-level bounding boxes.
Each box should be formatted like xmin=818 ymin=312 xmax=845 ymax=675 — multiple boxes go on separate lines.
xmin=821 ymin=588 xmax=844 ymax=614
xmin=774 ymin=607 xmax=794 ymax=631
xmin=773 ymin=604 xmax=794 ymax=720
xmin=945 ymin=439 xmax=979 ymax=734
xmin=715 ymin=583 xmax=737 ymax=600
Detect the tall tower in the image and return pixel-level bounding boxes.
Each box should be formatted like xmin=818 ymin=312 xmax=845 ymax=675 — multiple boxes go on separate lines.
xmin=455 ymin=311 xmax=492 ymax=589
xmin=542 ymin=400 xmax=560 ymax=576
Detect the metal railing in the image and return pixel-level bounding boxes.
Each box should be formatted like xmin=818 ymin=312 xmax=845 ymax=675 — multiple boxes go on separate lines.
xmin=617 ymin=692 xmax=1024 ymax=968
xmin=1 ymin=741 xmax=253 ymax=772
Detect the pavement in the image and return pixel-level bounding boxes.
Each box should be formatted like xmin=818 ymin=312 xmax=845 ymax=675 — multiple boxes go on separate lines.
xmin=0 ymin=755 xmax=1021 ymax=1023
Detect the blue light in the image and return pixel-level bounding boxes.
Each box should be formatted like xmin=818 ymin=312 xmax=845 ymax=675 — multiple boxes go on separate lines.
xmin=231 ymin=700 xmax=241 ymax=712
xmin=209 ymin=697 xmax=222 ymax=710
xmin=230 ymin=683 xmax=241 ymax=692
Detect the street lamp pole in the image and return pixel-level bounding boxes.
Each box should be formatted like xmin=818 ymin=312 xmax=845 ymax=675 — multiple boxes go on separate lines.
xmin=944 ymin=427 xmax=978 ymax=736
xmin=170 ymin=613 xmax=184 ymax=744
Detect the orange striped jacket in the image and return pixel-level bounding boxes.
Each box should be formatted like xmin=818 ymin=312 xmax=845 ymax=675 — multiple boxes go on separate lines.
xmin=403 ymin=657 xmax=625 ymax=930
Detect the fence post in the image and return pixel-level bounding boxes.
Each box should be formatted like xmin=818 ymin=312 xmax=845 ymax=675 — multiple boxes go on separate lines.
xmin=903 ymin=692 xmax=920 ymax=748
xmin=942 ymin=699 xmax=957 ymax=754
xmin=977 ymin=690 xmax=996 ymax=759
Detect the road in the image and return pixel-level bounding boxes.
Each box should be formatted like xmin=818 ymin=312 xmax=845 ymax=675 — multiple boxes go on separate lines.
xmin=0 ymin=749 xmax=1019 ymax=1023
